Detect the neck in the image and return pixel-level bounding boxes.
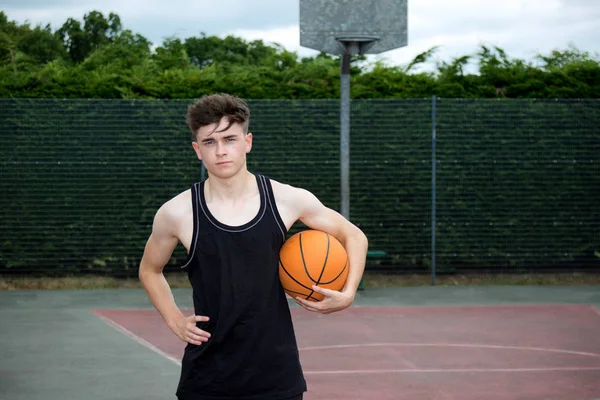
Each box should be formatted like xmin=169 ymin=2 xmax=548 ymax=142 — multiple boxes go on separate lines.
xmin=205 ymin=170 xmax=255 ymax=201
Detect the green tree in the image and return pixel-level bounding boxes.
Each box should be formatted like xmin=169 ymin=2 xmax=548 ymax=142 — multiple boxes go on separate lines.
xmin=55 ymin=11 xmax=122 ymax=63
xmin=0 ymin=12 xmax=67 ymax=72
xmin=537 ymin=46 xmax=600 ymax=98
xmin=152 ymin=37 xmax=191 ymax=70
xmin=184 ymin=34 xmax=289 ymax=68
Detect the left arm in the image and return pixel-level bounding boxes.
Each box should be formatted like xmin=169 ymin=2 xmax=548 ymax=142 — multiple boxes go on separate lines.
xmin=281 ymin=186 xmax=369 ymax=313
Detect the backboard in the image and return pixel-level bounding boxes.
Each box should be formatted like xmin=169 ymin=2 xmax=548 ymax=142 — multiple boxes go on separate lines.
xmin=300 ymin=0 xmax=408 ymax=55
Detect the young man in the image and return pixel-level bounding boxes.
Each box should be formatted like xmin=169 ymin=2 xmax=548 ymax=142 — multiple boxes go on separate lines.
xmin=139 ymin=93 xmax=369 ymax=400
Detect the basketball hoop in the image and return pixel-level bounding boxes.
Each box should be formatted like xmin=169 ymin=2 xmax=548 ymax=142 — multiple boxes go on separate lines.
xmin=335 ymin=36 xmax=380 ymax=55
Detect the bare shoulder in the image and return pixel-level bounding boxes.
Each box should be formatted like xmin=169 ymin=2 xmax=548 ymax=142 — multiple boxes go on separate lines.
xmin=268 ymin=178 xmax=325 ymax=228
xmin=140 ymin=189 xmax=193 ymax=271
xmin=269 ymin=178 xmax=295 ymax=199
xmin=269 ymin=179 xmax=315 ymax=205
xmin=153 ymin=189 xmax=193 ymax=236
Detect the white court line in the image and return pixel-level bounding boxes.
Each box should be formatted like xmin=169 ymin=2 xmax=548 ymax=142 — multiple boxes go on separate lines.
xmin=93 ymin=311 xmax=182 ymax=366
xmin=299 ymin=343 xmax=600 ymax=358
xmin=93 ymin=313 xmax=600 ymax=376
xmin=303 ymin=367 xmax=600 ymax=375
xmin=591 ymin=305 xmax=600 ymax=319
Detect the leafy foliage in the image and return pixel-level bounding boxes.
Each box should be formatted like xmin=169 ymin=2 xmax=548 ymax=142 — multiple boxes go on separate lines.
xmin=0 ymin=11 xmax=599 ymax=99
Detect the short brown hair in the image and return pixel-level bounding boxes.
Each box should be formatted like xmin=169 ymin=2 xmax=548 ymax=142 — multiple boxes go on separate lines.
xmin=186 ymin=93 xmax=250 ymax=138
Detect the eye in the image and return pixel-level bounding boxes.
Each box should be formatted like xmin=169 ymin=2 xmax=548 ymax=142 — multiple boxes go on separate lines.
xmin=226 ymin=137 xmax=236 ymax=142
xmin=203 ymin=140 xmax=214 ymax=146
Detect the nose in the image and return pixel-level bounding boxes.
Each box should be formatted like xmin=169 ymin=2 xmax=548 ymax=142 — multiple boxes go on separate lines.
xmin=216 ymin=141 xmax=227 ymax=156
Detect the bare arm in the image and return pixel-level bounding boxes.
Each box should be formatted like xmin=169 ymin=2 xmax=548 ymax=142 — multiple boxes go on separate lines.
xmin=279 ymin=185 xmax=369 ymax=313
xmin=138 ymin=203 xmax=210 ymax=345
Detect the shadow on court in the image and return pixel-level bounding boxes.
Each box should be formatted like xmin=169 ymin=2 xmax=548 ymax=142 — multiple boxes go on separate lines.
xmin=1 ymin=285 xmax=600 ymax=400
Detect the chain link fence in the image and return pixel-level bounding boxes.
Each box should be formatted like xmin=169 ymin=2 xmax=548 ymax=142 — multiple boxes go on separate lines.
xmin=1 ymin=98 xmax=598 ymax=277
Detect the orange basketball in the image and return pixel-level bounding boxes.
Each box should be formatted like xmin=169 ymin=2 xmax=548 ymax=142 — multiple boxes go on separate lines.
xmin=279 ymin=230 xmax=349 ymax=302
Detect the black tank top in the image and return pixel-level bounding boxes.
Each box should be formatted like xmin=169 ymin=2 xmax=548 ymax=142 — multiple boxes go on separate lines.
xmin=176 ymin=174 xmax=307 ymax=400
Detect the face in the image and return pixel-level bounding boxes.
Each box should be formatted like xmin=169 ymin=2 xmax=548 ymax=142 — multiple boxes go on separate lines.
xmin=191 ymin=118 xmax=252 ymax=179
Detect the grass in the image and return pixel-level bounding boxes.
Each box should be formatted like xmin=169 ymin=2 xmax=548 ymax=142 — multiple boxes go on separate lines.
xmin=0 ymin=271 xmax=599 ymax=290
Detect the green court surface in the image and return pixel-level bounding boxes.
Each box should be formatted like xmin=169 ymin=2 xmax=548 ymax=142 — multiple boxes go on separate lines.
xmin=1 ymin=285 xmax=599 ymax=400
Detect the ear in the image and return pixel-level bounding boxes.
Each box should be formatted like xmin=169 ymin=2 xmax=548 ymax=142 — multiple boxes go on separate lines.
xmin=245 ymin=132 xmax=253 ymax=153
xmin=191 ymin=141 xmax=202 ymax=160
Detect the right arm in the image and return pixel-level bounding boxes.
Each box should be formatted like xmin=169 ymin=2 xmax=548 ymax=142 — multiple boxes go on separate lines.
xmin=138 ymin=203 xmax=211 ymax=346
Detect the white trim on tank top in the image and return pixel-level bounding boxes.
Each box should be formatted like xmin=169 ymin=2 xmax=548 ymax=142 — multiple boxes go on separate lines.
xmin=180 ymin=183 xmax=201 ymax=270
xmin=198 ymin=176 xmax=267 ymax=233
xmin=260 ymin=175 xmax=286 ymax=242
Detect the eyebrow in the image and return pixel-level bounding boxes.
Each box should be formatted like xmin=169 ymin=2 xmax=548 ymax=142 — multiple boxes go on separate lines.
xmin=200 ymin=135 xmax=237 ymax=143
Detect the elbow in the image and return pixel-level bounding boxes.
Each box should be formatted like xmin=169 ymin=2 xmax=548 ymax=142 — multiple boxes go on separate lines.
xmin=138 ymin=261 xmax=151 ymax=283
xmin=349 ymin=225 xmax=369 ymax=251
xmin=138 ymin=266 xmax=146 ymax=284
xmin=138 ymin=259 xmax=164 ymax=285
xmin=362 ymin=231 xmax=369 ymax=252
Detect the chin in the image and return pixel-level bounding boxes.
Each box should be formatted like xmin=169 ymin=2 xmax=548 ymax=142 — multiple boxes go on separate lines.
xmin=208 ymin=166 xmax=239 ymax=180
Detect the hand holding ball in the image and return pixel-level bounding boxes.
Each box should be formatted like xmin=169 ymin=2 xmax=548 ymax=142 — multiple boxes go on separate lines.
xmin=278 ymin=230 xmax=349 ymax=301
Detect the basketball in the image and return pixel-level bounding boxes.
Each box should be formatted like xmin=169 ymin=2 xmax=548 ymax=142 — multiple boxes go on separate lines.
xmin=279 ymin=230 xmax=349 ymax=302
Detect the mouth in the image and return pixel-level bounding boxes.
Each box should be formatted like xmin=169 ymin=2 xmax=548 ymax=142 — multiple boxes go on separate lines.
xmin=216 ymin=161 xmax=232 ymax=166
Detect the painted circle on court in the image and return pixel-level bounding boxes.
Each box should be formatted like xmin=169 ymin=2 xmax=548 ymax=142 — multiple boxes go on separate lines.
xmin=298 ymin=343 xmax=600 ymax=374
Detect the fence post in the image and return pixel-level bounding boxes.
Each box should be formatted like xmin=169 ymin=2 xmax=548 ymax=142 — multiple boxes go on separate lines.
xmin=339 ymin=53 xmax=351 ymax=220
xmin=431 ymin=96 xmax=437 ymax=286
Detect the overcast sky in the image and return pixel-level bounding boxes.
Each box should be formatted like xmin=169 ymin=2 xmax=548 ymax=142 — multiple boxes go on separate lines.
xmin=3 ymin=0 xmax=600 ymax=71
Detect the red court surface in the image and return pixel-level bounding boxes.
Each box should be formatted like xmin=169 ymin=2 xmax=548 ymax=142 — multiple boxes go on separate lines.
xmin=94 ymin=305 xmax=600 ymax=400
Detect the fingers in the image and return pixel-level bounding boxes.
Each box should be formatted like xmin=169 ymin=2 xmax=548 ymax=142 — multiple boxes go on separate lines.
xmin=185 ymin=328 xmax=211 ymax=345
xmin=182 ymin=315 xmax=211 ymax=346
xmin=295 ymin=296 xmax=318 ymax=309
xmin=295 ymin=285 xmax=351 ymax=315
xmin=295 ymin=296 xmax=329 ymax=314
xmin=311 ymin=285 xmax=335 ymax=295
